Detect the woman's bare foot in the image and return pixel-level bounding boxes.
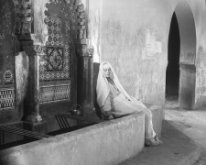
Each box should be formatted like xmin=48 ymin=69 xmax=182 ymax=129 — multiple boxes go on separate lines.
xmin=145 ymin=136 xmax=163 ymax=147
xmin=154 ymin=136 xmax=163 ymax=144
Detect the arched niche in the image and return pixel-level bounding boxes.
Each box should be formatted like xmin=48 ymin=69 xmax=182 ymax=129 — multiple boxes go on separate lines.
xmin=35 ymin=0 xmax=92 ymax=132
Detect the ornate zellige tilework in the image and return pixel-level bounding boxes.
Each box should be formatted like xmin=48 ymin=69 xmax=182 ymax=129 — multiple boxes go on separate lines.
xmin=0 ymin=88 xmax=15 ymax=110
xmin=45 ymin=47 xmax=64 ymax=71
xmin=44 ymin=17 xmax=64 ymax=47
xmin=39 ymin=1 xmax=76 ymax=104
xmin=39 ymin=44 xmax=70 ymax=82
xmin=40 ymin=17 xmax=71 ymax=82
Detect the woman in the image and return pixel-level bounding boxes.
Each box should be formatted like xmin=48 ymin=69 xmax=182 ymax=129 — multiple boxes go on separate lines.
xmin=96 ymin=62 xmax=162 ymax=146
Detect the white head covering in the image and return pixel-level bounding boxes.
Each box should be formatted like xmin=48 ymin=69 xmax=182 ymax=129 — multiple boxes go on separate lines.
xmin=96 ymin=62 xmax=132 ymax=108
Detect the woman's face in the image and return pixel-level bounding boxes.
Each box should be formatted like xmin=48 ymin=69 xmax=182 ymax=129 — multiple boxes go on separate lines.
xmin=103 ymin=64 xmax=112 ymax=78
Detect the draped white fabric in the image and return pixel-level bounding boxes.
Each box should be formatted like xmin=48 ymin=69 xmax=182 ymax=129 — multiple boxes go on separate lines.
xmin=96 ymin=61 xmax=156 ymax=140
xmin=96 ymin=62 xmax=132 ymax=108
xmin=96 ymin=61 xmax=147 ymax=108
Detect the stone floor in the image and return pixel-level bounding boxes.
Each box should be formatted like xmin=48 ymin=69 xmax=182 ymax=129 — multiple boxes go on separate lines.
xmin=193 ymin=151 xmax=206 ymax=165
xmin=165 ymin=100 xmax=206 ymax=165
xmin=120 ymin=99 xmax=206 ymax=165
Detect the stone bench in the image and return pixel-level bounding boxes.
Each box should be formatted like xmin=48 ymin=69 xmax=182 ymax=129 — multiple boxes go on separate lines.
xmin=0 ymin=112 xmax=145 ymax=165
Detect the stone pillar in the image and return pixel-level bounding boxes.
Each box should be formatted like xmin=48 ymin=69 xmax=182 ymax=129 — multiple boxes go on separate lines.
xmin=21 ymin=38 xmax=42 ymax=123
xmin=179 ymin=63 xmax=196 ymax=109
xmin=76 ymin=42 xmax=94 ymax=117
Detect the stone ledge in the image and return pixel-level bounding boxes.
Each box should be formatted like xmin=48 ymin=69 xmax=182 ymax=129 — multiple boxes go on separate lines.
xmin=0 ymin=112 xmax=145 ymax=165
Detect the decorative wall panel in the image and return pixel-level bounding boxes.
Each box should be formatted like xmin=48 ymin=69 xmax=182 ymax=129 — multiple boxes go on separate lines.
xmin=45 ymin=17 xmax=64 ymax=47
xmin=40 ymin=45 xmax=70 ymax=82
xmin=0 ymin=1 xmax=16 ymax=111
xmin=39 ymin=0 xmax=72 ymax=104
xmin=13 ymin=0 xmax=33 ymax=34
xmin=38 ymin=0 xmax=88 ymax=105
xmin=39 ymin=84 xmax=71 ymax=104
xmin=0 ymin=88 xmax=15 ymax=110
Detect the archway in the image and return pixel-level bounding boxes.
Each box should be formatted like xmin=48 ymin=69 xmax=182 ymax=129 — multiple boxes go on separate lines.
xmin=167 ymin=2 xmax=196 ymax=109
xmin=166 ymin=13 xmax=180 ymax=101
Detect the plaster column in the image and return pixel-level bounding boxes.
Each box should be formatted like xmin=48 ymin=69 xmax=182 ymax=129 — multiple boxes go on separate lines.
xmin=21 ymin=38 xmax=42 ymax=123
xmin=76 ymin=42 xmax=94 ymax=117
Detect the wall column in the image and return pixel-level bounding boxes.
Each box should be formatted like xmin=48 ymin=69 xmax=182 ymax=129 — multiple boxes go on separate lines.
xmin=21 ymin=38 xmax=42 ymax=123
xmin=179 ymin=63 xmax=196 ymax=109
xmin=76 ymin=42 xmax=94 ymax=117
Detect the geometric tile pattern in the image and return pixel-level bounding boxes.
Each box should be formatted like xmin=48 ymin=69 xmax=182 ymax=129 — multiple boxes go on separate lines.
xmin=0 ymin=88 xmax=15 ymax=110
xmin=39 ymin=0 xmax=85 ymax=104
xmin=39 ymin=83 xmax=71 ymax=104
xmin=44 ymin=17 xmax=64 ymax=47
xmin=39 ymin=16 xmax=71 ymax=82
xmin=39 ymin=44 xmax=70 ymax=82
xmin=44 ymin=47 xmax=64 ymax=71
xmin=45 ymin=0 xmax=88 ymax=41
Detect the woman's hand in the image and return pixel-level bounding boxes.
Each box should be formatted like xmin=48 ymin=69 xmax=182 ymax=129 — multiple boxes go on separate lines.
xmin=102 ymin=110 xmax=114 ymax=120
xmin=124 ymin=96 xmax=131 ymax=101
xmin=130 ymin=97 xmax=141 ymax=102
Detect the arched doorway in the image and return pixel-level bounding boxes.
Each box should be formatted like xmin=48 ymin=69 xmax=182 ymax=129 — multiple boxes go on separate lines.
xmin=166 ymin=2 xmax=196 ymax=109
xmin=166 ymin=13 xmax=180 ymax=101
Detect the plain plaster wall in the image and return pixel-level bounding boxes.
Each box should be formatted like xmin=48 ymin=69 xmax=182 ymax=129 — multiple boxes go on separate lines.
xmin=88 ymin=0 xmax=102 ymax=63
xmin=89 ymin=0 xmax=206 ymax=108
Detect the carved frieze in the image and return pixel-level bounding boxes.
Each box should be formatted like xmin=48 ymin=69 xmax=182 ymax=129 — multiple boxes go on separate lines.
xmin=39 ymin=83 xmax=71 ymax=104
xmin=13 ymin=0 xmax=33 ymax=35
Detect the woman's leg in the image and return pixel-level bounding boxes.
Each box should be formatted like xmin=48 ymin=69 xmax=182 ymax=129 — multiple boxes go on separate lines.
xmin=112 ymin=94 xmax=154 ymax=137
xmin=129 ymin=101 xmax=156 ymax=139
xmin=130 ymin=101 xmax=162 ymax=145
xmin=143 ymin=108 xmax=156 ymax=139
xmin=112 ymin=94 xmax=141 ymax=117
xmin=113 ymin=95 xmax=161 ymax=145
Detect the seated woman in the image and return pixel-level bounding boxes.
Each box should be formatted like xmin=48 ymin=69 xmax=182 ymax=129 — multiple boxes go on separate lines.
xmin=96 ymin=62 xmax=162 ymax=146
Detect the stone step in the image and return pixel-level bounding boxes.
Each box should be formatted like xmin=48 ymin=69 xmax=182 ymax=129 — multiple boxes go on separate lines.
xmin=120 ymin=120 xmax=202 ymax=165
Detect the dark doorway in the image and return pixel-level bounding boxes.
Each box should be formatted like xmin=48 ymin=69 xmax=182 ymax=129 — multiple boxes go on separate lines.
xmin=166 ymin=12 xmax=180 ymax=100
